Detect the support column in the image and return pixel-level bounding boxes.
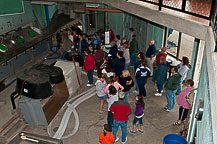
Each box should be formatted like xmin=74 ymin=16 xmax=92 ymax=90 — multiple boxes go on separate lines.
xmin=187 ymin=38 xmax=200 ymax=79
xmin=163 ymin=27 xmax=168 ymax=47
xmin=176 ymin=32 xmax=182 ymax=58
xmin=104 ymin=5 xmax=108 ymax=31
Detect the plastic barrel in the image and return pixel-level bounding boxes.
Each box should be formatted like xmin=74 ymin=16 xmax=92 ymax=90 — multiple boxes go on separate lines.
xmin=163 ymin=134 xmax=187 ymax=144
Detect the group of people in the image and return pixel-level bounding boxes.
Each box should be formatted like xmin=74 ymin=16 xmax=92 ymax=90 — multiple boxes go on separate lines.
xmin=57 ymin=26 xmax=195 ymax=144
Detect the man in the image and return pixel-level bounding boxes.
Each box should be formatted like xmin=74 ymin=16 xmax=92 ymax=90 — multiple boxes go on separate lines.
xmin=145 ymin=40 xmax=156 ymax=76
xmin=164 ymin=66 xmax=181 ymax=111
xmin=114 ymin=51 xmax=125 ymax=80
xmin=128 ymin=27 xmax=134 ymax=43
xmin=129 ymin=35 xmax=138 ymax=66
xmin=110 ymin=92 xmax=132 ymax=144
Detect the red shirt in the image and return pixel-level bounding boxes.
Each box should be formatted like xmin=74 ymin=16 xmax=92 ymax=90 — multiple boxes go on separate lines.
xmin=110 ymin=100 xmax=132 ymax=121
xmin=99 ymin=131 xmax=115 ymax=144
xmin=156 ymin=52 xmax=167 ymax=65
xmin=84 ymin=54 xmax=95 ymax=72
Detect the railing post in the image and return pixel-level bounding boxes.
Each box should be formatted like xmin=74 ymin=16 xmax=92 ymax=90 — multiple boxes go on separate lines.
xmin=181 ymin=0 xmax=187 ymax=12
xmin=159 ymin=0 xmax=163 ymax=11
xmin=210 ymin=0 xmax=217 ymax=21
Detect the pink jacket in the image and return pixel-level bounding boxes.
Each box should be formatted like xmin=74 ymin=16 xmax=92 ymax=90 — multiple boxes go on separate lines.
xmin=104 ymin=82 xmax=124 ymax=97
xmin=177 ymin=87 xmax=195 ymax=109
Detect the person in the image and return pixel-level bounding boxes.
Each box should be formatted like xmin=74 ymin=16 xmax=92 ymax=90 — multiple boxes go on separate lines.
xmin=129 ymin=35 xmax=138 ymax=66
xmin=145 ymin=40 xmax=156 ymax=76
xmin=133 ymin=52 xmax=145 ymax=94
xmin=128 ymin=27 xmax=134 ymax=43
xmin=110 ymin=92 xmax=132 ymax=144
xmin=122 ymin=43 xmax=130 ymax=70
xmin=99 ymin=124 xmax=115 ymax=144
xmin=84 ymin=49 xmax=95 ymax=86
xmin=107 ymin=85 xmax=119 ymax=128
xmin=174 ymin=79 xmax=195 ymax=125
xmin=114 ymin=51 xmax=125 ymax=80
xmin=155 ymin=46 xmax=167 ymax=66
xmin=64 ymin=47 xmax=84 ymax=67
xmin=78 ymin=33 xmax=88 ymax=59
xmin=152 ymin=57 xmax=168 ymax=96
xmin=135 ymin=61 xmax=151 ymax=97
xmin=61 ymin=33 xmax=73 ymax=59
xmin=115 ymin=35 xmax=121 ymax=50
xmin=94 ymin=44 xmax=104 ymax=76
xmin=108 ymin=29 xmax=115 ymax=43
xmin=109 ymin=41 xmax=118 ymax=67
xmin=164 ymin=66 xmax=181 ymax=111
xmin=72 ymin=31 xmax=78 ymax=45
xmin=100 ymin=55 xmax=113 ymax=75
xmin=91 ymin=34 xmax=101 ymax=49
xmin=176 ymin=56 xmax=191 ymax=95
xmin=95 ymin=74 xmax=107 ymax=113
xmin=104 ymin=76 xmax=124 ymax=98
xmin=119 ymin=70 xmax=134 ymax=102
xmin=129 ymin=96 xmax=145 ymax=134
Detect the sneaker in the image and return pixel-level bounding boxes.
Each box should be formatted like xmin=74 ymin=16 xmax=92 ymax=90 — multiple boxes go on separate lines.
xmin=165 ymin=108 xmax=171 ymax=112
xmin=129 ymin=130 xmax=136 ymax=134
xmin=115 ymin=137 xmax=119 ymax=142
xmin=156 ymin=89 xmax=163 ymax=93
xmin=133 ymin=90 xmax=139 ymax=94
xmin=94 ymin=69 xmax=97 ymax=72
xmin=122 ymin=137 xmax=127 ymax=144
xmin=86 ymin=84 xmax=93 ymax=87
xmin=164 ymin=105 xmax=168 ymax=110
xmin=137 ymin=129 xmax=144 ymax=134
xmin=155 ymin=93 xmax=162 ymax=96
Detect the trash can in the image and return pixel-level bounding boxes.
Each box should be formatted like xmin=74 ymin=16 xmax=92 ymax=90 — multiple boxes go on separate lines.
xmin=163 ymin=134 xmax=188 ymax=144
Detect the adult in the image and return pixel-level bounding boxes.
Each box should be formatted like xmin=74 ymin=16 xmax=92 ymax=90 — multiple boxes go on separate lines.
xmin=146 ymin=40 xmax=157 ymax=76
xmin=108 ymin=29 xmax=115 ymax=43
xmin=61 ymin=33 xmax=73 ymax=59
xmin=164 ymin=66 xmax=181 ymax=111
xmin=114 ymin=51 xmax=125 ymax=80
xmin=94 ymin=44 xmax=104 ymax=76
xmin=109 ymin=41 xmax=118 ymax=67
xmin=128 ymin=27 xmax=134 ymax=43
xmin=110 ymin=93 xmax=132 ymax=144
xmin=64 ymin=47 xmax=84 ymax=67
xmin=129 ymin=35 xmax=138 ymax=66
xmin=78 ymin=33 xmax=88 ymax=57
xmin=155 ymin=46 xmax=167 ymax=66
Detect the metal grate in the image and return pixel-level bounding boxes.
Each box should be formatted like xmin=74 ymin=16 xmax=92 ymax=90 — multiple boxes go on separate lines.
xmin=186 ymin=0 xmax=212 ymax=17
xmin=163 ymin=0 xmax=182 ymax=10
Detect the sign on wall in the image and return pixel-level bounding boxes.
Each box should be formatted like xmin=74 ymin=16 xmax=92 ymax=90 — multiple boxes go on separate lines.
xmin=0 ymin=0 xmax=24 ymax=16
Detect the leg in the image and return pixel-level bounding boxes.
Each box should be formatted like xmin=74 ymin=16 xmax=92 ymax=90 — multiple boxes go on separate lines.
xmin=166 ymin=90 xmax=172 ymax=110
xmin=135 ymin=79 xmax=139 ymax=92
xmin=181 ymin=108 xmax=189 ymax=121
xmin=87 ymin=69 xmax=93 ymax=84
xmin=132 ymin=117 xmax=139 ymax=132
xmin=171 ymin=90 xmax=176 ymax=110
xmin=112 ymin=120 xmax=119 ymax=141
xmin=124 ymin=91 xmax=130 ymax=102
xmin=107 ymin=111 xmax=114 ymax=128
xmin=120 ymin=121 xmax=128 ymax=142
xmin=176 ymin=81 xmax=182 ymax=95
xmin=138 ymin=117 xmax=144 ymax=131
xmin=157 ymin=82 xmax=163 ymax=93
xmin=125 ymin=63 xmax=129 ymax=70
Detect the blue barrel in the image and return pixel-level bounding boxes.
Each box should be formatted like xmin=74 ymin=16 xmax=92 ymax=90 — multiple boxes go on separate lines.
xmin=163 ymin=134 xmax=188 ymax=144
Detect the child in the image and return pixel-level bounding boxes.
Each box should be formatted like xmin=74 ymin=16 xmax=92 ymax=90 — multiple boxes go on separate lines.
xmin=99 ymin=124 xmax=115 ymax=144
xmin=122 ymin=43 xmax=130 ymax=70
xmin=174 ymin=79 xmax=195 ymax=125
xmin=104 ymin=76 xmax=124 ymax=98
xmin=107 ymin=85 xmax=119 ymax=128
xmin=130 ymin=96 xmax=145 ymax=134
xmin=153 ymin=57 xmax=168 ymax=96
xmin=84 ymin=49 xmax=95 ymax=86
xmin=119 ymin=70 xmax=134 ymax=102
xmin=95 ymin=74 xmax=107 ymax=113
xmin=94 ymin=44 xmax=104 ymax=76
xmin=135 ymin=61 xmax=151 ymax=97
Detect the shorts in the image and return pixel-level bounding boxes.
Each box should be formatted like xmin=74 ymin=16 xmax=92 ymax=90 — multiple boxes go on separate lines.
xmin=99 ymin=95 xmax=106 ymax=100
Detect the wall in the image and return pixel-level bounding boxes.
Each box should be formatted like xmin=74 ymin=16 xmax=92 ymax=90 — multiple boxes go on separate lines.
xmin=0 ymin=1 xmax=35 ymax=34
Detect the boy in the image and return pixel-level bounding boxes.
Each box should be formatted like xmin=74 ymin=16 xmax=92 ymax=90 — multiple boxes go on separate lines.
xmin=99 ymin=124 xmax=115 ymax=144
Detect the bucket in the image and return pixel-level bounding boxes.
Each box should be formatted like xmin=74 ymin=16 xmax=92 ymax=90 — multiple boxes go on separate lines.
xmin=163 ymin=134 xmax=187 ymax=144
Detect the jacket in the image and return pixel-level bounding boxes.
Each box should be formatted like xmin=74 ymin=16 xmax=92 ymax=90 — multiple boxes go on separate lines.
xmin=99 ymin=131 xmax=115 ymax=144
xmin=114 ymin=57 xmax=125 ymax=77
xmin=177 ymin=87 xmax=195 ymax=109
xmin=146 ymin=44 xmax=156 ymax=58
xmin=134 ymin=104 xmax=144 ymax=117
xmin=94 ymin=49 xmax=104 ymax=62
xmin=95 ymin=79 xmax=107 ymax=97
xmin=129 ymin=39 xmax=138 ymax=53
xmin=165 ymin=72 xmax=181 ymax=90
xmin=119 ymin=76 xmax=134 ymax=92
xmin=110 ymin=100 xmax=132 ymax=121
xmin=123 ymin=49 xmax=130 ymax=64
xmin=109 ymin=45 xmax=118 ymax=59
xmin=135 ymin=66 xmax=151 ymax=85
xmin=84 ymin=54 xmax=95 ymax=72
xmin=153 ymin=64 xmax=168 ymax=84
xmin=107 ymin=93 xmax=118 ymax=111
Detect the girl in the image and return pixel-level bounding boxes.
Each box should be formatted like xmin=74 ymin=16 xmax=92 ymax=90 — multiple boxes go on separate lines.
xmin=104 ymin=76 xmax=124 ymax=98
xmin=130 ymin=96 xmax=145 ymax=134
xmin=153 ymin=57 xmax=168 ymax=96
xmin=84 ymin=49 xmax=95 ymax=86
xmin=119 ymin=70 xmax=134 ymax=102
xmin=122 ymin=43 xmax=130 ymax=70
xmin=95 ymin=74 xmax=107 ymax=113
xmin=94 ymin=44 xmax=104 ymax=76
xmin=135 ymin=61 xmax=151 ymax=97
xmin=177 ymin=56 xmax=191 ymax=95
xmin=175 ymin=79 xmax=195 ymax=125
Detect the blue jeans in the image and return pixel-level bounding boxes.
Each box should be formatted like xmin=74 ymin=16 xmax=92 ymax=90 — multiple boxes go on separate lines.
xmin=157 ymin=82 xmax=163 ymax=93
xmin=130 ymin=53 xmax=136 ymax=66
xmin=125 ymin=63 xmax=129 ymax=70
xmin=87 ymin=70 xmax=93 ymax=84
xmin=112 ymin=120 xmax=128 ymax=143
xmin=133 ymin=117 xmax=143 ymax=125
xmin=135 ymin=79 xmax=139 ymax=91
xmin=166 ymin=89 xmax=177 ymax=110
xmin=176 ymin=81 xmax=182 ymax=95
xmin=124 ymin=91 xmax=130 ymax=103
xmin=107 ymin=111 xmax=114 ymax=128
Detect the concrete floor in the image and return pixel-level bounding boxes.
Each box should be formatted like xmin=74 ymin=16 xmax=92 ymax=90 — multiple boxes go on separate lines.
xmin=0 ymin=50 xmax=184 ymax=143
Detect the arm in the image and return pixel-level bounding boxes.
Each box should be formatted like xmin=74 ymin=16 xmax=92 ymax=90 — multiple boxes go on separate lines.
xmin=104 ymin=84 xmax=110 ymax=95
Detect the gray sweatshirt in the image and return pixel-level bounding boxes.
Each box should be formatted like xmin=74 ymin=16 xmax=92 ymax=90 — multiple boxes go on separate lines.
xmin=95 ymin=79 xmax=107 ymax=97
xmin=107 ymin=93 xmax=118 ymax=111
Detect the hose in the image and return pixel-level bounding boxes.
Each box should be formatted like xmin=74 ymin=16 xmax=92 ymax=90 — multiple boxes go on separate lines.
xmin=40 ymin=46 xmax=61 ymax=64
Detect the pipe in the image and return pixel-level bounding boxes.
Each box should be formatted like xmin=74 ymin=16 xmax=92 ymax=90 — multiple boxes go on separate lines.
xmin=86 ymin=8 xmax=123 ymax=13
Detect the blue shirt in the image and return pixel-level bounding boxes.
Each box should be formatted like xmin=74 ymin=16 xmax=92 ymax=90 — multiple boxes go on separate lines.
xmin=146 ymin=44 xmax=156 ymax=58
